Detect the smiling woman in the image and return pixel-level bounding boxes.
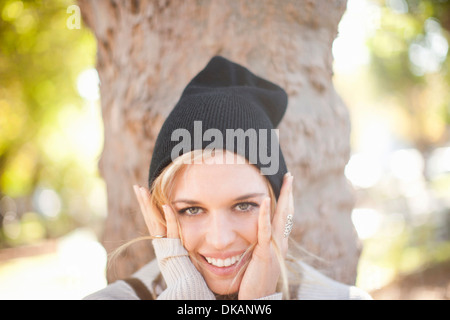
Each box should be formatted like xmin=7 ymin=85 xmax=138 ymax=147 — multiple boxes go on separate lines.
xmin=152 ymin=149 xmax=282 ymax=298
xmin=84 ymin=56 xmax=371 ymax=300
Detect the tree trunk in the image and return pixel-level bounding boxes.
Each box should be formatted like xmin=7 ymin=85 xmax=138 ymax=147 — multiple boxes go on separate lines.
xmin=79 ymin=0 xmax=360 ymax=285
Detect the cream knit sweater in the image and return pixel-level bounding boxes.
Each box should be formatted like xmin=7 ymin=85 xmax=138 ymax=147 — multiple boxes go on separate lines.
xmin=85 ymin=239 xmax=372 ymax=300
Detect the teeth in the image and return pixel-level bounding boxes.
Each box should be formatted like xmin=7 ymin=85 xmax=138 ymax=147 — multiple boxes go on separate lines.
xmin=205 ymin=254 xmax=242 ymax=267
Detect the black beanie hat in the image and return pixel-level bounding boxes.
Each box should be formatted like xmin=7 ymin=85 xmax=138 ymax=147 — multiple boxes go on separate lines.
xmin=148 ymin=56 xmax=288 ymax=198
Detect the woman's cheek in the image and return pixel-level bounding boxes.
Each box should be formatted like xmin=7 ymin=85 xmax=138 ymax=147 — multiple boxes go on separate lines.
xmin=234 ymin=213 xmax=259 ymax=243
xmin=178 ymin=219 xmax=201 ymax=251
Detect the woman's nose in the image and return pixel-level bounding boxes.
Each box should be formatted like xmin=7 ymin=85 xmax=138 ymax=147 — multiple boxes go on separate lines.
xmin=205 ymin=211 xmax=236 ymax=250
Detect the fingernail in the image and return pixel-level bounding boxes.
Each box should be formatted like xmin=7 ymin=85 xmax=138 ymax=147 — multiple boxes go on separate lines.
xmin=162 ymin=205 xmax=171 ymax=218
xmin=288 ymin=175 xmax=294 ymax=192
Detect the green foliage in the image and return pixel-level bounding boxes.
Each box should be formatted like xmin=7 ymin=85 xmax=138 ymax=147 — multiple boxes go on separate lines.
xmin=367 ymin=0 xmax=450 ymax=149
xmin=0 ymin=0 xmax=101 ymax=247
xmin=336 ymin=1 xmax=450 ymax=292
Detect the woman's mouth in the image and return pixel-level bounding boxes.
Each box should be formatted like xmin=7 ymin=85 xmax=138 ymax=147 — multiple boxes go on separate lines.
xmin=204 ymin=253 xmax=243 ymax=268
xmin=199 ymin=252 xmax=247 ymax=276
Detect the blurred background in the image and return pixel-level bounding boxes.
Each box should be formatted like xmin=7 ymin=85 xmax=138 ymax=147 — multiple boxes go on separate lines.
xmin=0 ymin=0 xmax=449 ymax=299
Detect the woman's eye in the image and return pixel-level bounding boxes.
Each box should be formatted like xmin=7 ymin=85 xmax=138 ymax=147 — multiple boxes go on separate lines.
xmin=180 ymin=207 xmax=202 ymax=215
xmin=235 ymin=202 xmax=257 ymax=212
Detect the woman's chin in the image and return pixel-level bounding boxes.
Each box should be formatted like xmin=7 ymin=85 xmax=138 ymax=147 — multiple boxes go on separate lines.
xmin=191 ymin=251 xmax=249 ymax=297
xmin=207 ymin=279 xmax=239 ymax=297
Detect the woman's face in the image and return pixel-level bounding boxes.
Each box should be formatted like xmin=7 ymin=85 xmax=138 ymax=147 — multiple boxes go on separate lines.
xmin=170 ymin=152 xmax=270 ymax=295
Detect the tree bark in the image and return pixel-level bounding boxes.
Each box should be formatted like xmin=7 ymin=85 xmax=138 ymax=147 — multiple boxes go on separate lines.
xmin=79 ymin=0 xmax=360 ymax=285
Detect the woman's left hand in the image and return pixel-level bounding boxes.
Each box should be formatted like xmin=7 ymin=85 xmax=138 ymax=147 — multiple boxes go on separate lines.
xmin=238 ymin=172 xmax=294 ymax=300
xmin=133 ymin=185 xmax=179 ymax=239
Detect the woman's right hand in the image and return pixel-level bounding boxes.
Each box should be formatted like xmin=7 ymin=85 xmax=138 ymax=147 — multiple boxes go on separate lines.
xmin=133 ymin=185 xmax=179 ymax=239
xmin=133 ymin=185 xmax=215 ymax=299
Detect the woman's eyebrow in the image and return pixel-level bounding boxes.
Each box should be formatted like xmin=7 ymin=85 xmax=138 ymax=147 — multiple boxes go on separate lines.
xmin=171 ymin=193 xmax=266 ymax=205
xmin=233 ymin=193 xmax=266 ymax=201
xmin=171 ymin=199 xmax=201 ymax=205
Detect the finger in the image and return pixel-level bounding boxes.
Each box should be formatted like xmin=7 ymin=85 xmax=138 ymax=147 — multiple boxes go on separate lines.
xmin=141 ymin=186 xmax=167 ymax=236
xmin=288 ymin=178 xmax=294 ymax=216
xmin=133 ymin=185 xmax=149 ymax=225
xmin=257 ymin=197 xmax=272 ymax=247
xmin=133 ymin=185 xmax=166 ymax=237
xmin=272 ymin=173 xmax=294 ymax=238
xmin=162 ymin=205 xmax=180 ymax=239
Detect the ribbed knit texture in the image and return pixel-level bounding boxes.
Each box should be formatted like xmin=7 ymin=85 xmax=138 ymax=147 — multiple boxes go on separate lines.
xmin=153 ymin=239 xmax=215 ymax=300
xmin=148 ymin=56 xmax=288 ymax=198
